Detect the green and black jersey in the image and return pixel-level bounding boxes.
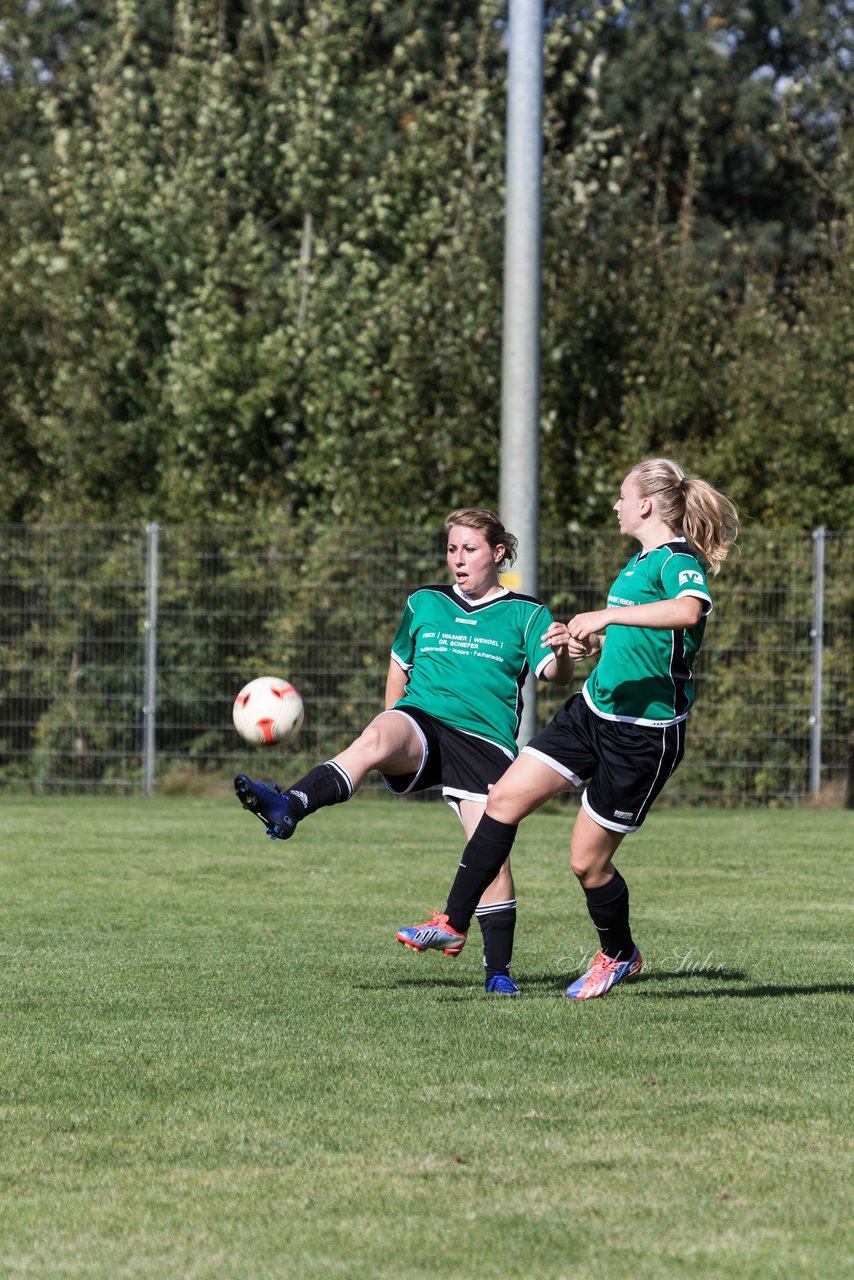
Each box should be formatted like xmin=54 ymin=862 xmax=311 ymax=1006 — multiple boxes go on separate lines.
xmin=584 ymin=540 xmax=713 ymax=726
xmin=390 ymin=585 xmax=557 ymax=754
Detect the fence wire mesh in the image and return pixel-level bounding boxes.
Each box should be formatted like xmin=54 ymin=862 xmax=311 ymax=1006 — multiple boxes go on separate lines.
xmin=0 ymin=524 xmax=851 ymax=805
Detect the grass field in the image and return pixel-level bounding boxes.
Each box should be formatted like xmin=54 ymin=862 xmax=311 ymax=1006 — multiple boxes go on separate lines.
xmin=0 ymin=794 xmax=852 ymax=1279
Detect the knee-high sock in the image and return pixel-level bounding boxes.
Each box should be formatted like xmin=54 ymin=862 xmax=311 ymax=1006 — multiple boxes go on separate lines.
xmin=583 ymin=870 xmax=635 ymax=960
xmin=285 ymin=762 xmax=354 ymax=819
xmin=445 ymin=815 xmax=518 ymax=934
xmin=476 ymin=899 xmax=517 ymax=979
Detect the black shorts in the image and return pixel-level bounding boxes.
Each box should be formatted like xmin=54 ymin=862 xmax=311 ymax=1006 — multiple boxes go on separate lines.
xmin=381 ymin=706 xmax=515 ymax=818
xmin=523 ymin=692 xmax=685 ymax=834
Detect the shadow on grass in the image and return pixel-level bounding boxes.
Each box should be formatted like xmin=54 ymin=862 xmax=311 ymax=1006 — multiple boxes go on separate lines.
xmin=502 ymin=968 xmax=747 ymax=991
xmin=640 ymin=975 xmax=854 ymax=999
xmin=371 ymin=968 xmax=854 ymax=1000
xmin=523 ymin=969 xmax=854 ymax=999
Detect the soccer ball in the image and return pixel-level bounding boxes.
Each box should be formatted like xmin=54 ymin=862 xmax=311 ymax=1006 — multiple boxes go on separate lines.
xmin=232 ymin=675 xmax=304 ymax=747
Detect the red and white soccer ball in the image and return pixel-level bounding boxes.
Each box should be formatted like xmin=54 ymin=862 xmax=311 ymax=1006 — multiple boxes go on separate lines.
xmin=232 ymin=675 xmax=304 ymax=747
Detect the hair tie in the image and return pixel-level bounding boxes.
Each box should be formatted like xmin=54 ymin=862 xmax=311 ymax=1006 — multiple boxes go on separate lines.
xmin=679 ymin=476 xmax=688 ymax=493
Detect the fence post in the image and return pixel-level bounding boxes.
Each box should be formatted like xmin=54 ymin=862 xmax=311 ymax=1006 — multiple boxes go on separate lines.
xmin=809 ymin=526 xmax=825 ymax=798
xmin=143 ymin=522 xmax=160 ymax=796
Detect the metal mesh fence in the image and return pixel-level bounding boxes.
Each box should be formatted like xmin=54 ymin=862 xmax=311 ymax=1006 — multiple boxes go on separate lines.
xmin=0 ymin=523 xmax=851 ymax=804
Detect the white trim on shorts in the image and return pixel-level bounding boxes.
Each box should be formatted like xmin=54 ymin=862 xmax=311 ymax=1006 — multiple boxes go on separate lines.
xmin=379 ymin=708 xmax=429 ymax=795
xmin=443 ymin=784 xmax=490 ymax=804
xmin=581 ymin=789 xmax=640 ymax=834
xmin=441 ymin=783 xmax=491 ymax=824
xmin=521 ymin=744 xmax=584 ymax=787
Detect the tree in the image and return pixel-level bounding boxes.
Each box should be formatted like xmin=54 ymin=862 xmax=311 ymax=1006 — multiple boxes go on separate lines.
xmin=0 ymin=0 xmax=851 ymax=531
xmin=554 ymin=0 xmax=854 ymax=278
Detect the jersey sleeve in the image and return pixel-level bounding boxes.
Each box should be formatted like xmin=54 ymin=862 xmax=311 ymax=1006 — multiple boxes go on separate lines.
xmin=527 ymin=603 xmax=558 ymax=677
xmin=389 ymin=598 xmax=416 ymax=670
xmin=661 ymin=553 xmax=713 ymax=615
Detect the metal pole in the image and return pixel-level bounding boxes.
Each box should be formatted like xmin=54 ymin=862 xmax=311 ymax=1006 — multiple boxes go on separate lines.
xmin=499 ymin=0 xmax=544 ymax=746
xmin=143 ymin=522 xmax=160 ymax=796
xmin=809 ymin=526 xmax=825 ymax=797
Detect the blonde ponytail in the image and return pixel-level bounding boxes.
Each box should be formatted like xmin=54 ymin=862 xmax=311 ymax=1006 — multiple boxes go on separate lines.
xmin=630 ymin=458 xmax=739 ymax=576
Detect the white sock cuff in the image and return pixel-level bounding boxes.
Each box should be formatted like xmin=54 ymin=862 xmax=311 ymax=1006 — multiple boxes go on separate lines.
xmin=325 ymin=760 xmax=355 ymax=798
xmin=474 ymin=898 xmax=517 ymax=918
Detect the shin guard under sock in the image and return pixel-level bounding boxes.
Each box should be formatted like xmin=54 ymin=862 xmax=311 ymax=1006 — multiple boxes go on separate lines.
xmin=583 ymin=870 xmax=635 ymax=960
xmin=445 ymin=814 xmax=518 ymax=934
xmin=286 ymin=762 xmax=354 ymax=819
xmin=476 ymin=899 xmax=517 ymax=980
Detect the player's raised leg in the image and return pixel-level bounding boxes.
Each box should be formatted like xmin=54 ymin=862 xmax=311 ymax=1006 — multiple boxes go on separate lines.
xmin=235 ymin=710 xmax=424 ymax=841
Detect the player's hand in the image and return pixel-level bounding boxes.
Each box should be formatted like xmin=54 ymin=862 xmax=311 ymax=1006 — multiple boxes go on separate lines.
xmin=542 ymin=621 xmax=598 ymax=661
xmin=567 ymin=636 xmax=596 ymax=660
xmin=567 ymin=611 xmax=609 ymax=644
xmin=541 ymin=621 xmax=571 ymax=653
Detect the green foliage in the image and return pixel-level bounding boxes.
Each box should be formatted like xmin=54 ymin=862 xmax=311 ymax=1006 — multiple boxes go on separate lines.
xmin=712 ymin=245 xmax=854 ymax=526
xmin=562 ymin=0 xmax=854 ymax=273
xmin=0 ymin=0 xmax=852 ymax=529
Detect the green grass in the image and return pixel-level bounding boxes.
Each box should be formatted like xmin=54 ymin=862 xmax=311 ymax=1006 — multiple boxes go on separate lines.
xmin=0 ymin=796 xmax=851 ymax=1279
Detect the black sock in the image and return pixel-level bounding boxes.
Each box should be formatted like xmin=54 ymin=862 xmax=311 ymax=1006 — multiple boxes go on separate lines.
xmin=476 ymin=899 xmax=517 ymax=980
xmin=445 ymin=815 xmax=518 ymax=933
xmin=583 ymin=871 xmax=635 ymax=960
xmin=286 ymin=762 xmax=354 ymax=819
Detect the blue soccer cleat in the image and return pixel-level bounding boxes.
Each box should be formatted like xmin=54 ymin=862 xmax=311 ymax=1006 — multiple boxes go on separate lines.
xmin=563 ymin=947 xmax=643 ymax=1000
xmin=395 ymin=911 xmax=467 ymax=957
xmin=485 ymin=973 xmax=522 ymax=995
xmin=234 ymin=774 xmax=298 ymax=840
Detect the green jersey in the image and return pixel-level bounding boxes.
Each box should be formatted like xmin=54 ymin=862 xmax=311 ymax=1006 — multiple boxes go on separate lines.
xmin=391 ymin=585 xmax=557 ymax=754
xmin=584 ymin=540 xmax=713 ymax=726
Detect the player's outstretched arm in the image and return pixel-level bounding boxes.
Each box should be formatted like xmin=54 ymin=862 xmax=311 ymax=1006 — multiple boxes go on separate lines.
xmin=569 ymin=597 xmax=703 ymax=641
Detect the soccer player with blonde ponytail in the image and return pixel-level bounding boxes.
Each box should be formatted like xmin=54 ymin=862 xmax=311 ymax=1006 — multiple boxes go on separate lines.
xmin=397 ymin=460 xmax=739 ymax=1000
